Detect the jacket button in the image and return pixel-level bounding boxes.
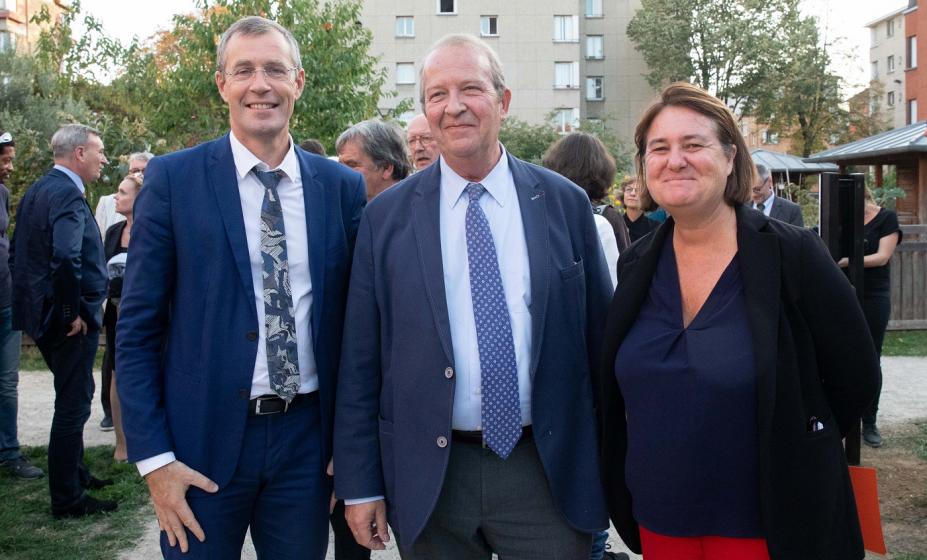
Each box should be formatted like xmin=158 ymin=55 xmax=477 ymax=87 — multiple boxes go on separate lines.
xmin=436 ymin=436 xmax=448 ymax=448
xmin=444 ymin=367 xmax=454 ymax=379
xmin=239 ymin=389 xmax=249 ymax=399
xmin=246 ymin=331 xmax=258 ymax=341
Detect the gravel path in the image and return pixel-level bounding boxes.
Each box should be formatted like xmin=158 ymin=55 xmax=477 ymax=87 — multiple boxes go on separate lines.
xmin=15 ymin=356 xmax=926 ymax=560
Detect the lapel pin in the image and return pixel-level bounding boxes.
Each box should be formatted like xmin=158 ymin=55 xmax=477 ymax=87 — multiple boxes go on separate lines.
xmin=531 ymin=191 xmax=545 ymax=201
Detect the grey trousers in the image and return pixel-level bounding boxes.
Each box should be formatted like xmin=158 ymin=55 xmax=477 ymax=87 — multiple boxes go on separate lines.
xmin=399 ymin=435 xmax=592 ymax=560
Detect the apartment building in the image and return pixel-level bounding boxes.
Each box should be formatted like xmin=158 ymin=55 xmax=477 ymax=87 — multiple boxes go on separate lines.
xmin=905 ymin=0 xmax=927 ymax=124
xmin=868 ymin=7 xmax=907 ymax=129
xmin=359 ymin=0 xmax=655 ymax=143
xmin=0 ymin=0 xmax=68 ymax=53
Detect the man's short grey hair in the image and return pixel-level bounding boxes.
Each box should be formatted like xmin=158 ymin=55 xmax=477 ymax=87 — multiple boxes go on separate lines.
xmin=216 ymin=16 xmax=302 ymax=72
xmin=128 ymin=151 xmax=154 ymax=164
xmin=419 ymin=34 xmax=506 ymax=106
xmin=336 ymin=119 xmax=412 ymax=182
xmin=755 ymin=163 xmax=771 ymax=183
xmin=51 ymin=124 xmax=101 ymax=159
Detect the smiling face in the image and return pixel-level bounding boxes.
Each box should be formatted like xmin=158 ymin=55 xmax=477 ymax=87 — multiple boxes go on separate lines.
xmin=0 ymin=146 xmax=14 ymax=184
xmin=421 ymin=44 xmax=511 ymax=178
xmin=216 ymin=31 xmax=305 ymax=147
xmin=76 ymin=134 xmax=108 ymax=184
xmin=643 ymin=105 xmax=734 ymax=217
xmin=114 ymin=178 xmax=140 ymax=217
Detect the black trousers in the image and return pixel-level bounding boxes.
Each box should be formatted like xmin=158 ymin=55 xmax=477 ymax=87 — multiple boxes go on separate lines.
xmin=99 ymin=304 xmax=117 ymax=419
xmin=861 ymin=294 xmax=891 ymax=425
xmin=36 ymin=327 xmax=99 ymax=511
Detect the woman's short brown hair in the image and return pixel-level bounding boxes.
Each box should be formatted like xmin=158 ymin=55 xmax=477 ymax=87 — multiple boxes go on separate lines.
xmin=542 ymin=132 xmax=616 ymax=203
xmin=122 ymin=172 xmax=144 ymax=191
xmin=634 ymin=82 xmax=754 ymax=207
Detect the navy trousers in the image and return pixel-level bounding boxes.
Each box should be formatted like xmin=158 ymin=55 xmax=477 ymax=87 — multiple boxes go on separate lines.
xmin=161 ymin=396 xmax=329 ymax=559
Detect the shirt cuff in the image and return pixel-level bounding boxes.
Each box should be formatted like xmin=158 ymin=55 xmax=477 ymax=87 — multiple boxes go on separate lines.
xmin=136 ymin=452 xmax=176 ymax=477
xmin=344 ymin=496 xmax=385 ymax=506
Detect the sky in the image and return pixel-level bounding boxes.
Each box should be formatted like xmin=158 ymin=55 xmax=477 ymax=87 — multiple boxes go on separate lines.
xmin=76 ymin=0 xmax=910 ymax=95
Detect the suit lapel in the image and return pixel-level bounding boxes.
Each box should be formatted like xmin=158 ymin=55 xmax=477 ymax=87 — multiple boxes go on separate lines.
xmin=735 ymin=205 xmax=780 ymax=448
xmin=412 ymin=165 xmax=455 ymax=364
xmin=298 ymin=151 xmax=326 ymax=347
xmin=207 ymin=136 xmax=255 ymax=309
xmin=508 ymin=156 xmax=548 ymax=378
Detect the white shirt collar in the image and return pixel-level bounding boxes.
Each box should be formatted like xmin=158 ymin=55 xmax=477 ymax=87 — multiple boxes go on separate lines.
xmin=440 ymin=143 xmax=511 ymax=210
xmin=759 ymin=190 xmax=775 ymax=208
xmin=53 ymin=164 xmax=85 ymax=194
xmin=229 ymin=131 xmax=301 ymax=183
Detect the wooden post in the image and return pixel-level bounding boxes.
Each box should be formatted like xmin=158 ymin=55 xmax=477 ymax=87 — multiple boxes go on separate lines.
xmin=875 ymin=164 xmax=883 ymax=188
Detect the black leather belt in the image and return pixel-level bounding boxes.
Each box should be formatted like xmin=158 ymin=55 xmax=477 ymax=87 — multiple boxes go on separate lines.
xmin=451 ymin=425 xmax=533 ymax=447
xmin=248 ymin=392 xmax=318 ymax=416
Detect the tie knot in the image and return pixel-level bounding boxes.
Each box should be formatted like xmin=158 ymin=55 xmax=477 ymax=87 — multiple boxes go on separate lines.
xmin=466 ymin=182 xmax=486 ymax=203
xmin=254 ymin=168 xmax=283 ymax=190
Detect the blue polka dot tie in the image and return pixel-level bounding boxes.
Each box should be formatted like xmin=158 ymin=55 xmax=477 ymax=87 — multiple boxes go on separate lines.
xmin=465 ymin=183 xmax=522 ymax=459
xmin=255 ymin=168 xmax=300 ymax=402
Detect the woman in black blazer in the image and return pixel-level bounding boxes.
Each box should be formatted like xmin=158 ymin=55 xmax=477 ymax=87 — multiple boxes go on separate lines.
xmin=598 ymin=83 xmax=879 ymax=560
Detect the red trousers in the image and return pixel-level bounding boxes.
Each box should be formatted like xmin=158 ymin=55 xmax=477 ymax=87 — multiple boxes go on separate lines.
xmin=640 ymin=526 xmax=770 ymax=560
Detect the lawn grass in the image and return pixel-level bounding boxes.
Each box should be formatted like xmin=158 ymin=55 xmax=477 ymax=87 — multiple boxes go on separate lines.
xmin=0 ymin=445 xmax=150 ymax=560
xmin=883 ymin=330 xmax=927 ymax=357
xmin=19 ymin=345 xmax=104 ymax=371
xmin=902 ymin=420 xmax=927 ymax=462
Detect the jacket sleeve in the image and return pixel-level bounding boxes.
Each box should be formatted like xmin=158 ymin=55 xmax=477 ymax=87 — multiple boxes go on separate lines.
xmin=334 ymin=212 xmax=386 ymax=500
xmin=115 ymin=157 xmax=177 ymax=461
xmin=48 ymin=189 xmax=86 ymax=325
xmin=797 ymin=231 xmax=879 ymax=435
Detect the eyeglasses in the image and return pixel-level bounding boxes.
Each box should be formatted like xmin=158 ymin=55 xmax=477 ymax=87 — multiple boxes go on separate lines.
xmin=624 ymin=186 xmax=639 ymax=194
xmin=408 ymin=135 xmax=435 ymax=147
xmin=224 ymin=65 xmax=300 ymax=82
xmin=0 ymin=132 xmax=11 ymax=144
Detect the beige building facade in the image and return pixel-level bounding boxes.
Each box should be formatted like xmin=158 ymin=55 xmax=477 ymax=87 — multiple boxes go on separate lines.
xmin=868 ymin=7 xmax=907 ymax=129
xmin=359 ymin=0 xmax=655 ymax=144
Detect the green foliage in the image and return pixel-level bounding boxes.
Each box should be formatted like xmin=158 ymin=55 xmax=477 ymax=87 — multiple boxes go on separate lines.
xmin=499 ymin=116 xmax=631 ymax=171
xmin=0 ymin=445 xmax=150 ymax=560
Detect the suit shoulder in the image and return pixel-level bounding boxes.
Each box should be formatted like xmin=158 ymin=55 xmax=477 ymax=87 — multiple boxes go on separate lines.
xmin=364 ymin=171 xmax=423 ymax=216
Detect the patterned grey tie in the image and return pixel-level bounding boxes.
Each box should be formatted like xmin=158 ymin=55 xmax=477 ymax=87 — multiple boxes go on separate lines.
xmin=757 ymin=202 xmax=765 ymax=212
xmin=465 ymin=183 xmax=522 ymax=459
xmin=254 ymin=168 xmax=300 ymax=402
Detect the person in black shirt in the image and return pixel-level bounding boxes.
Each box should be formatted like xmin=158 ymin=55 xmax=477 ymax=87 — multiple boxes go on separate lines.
xmin=618 ymin=177 xmax=659 ymax=242
xmin=838 ymin=188 xmax=902 ymax=448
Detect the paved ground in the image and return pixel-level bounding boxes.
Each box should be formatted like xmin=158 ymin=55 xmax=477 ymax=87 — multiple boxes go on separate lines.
xmin=16 ymin=356 xmax=926 ymax=559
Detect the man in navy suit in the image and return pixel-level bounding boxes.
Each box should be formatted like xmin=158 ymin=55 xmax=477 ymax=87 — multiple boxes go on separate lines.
xmin=116 ymin=16 xmax=365 ymax=559
xmin=751 ymin=164 xmax=804 ymax=226
xmin=334 ymin=34 xmax=611 ymax=558
xmin=10 ymin=124 xmax=114 ymax=517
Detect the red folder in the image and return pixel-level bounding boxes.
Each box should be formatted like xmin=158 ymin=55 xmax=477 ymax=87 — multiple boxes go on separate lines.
xmin=848 ymin=466 xmax=887 ymax=555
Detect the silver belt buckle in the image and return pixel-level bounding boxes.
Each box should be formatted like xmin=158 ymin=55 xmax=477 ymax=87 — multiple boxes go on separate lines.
xmin=254 ymin=396 xmax=280 ymax=416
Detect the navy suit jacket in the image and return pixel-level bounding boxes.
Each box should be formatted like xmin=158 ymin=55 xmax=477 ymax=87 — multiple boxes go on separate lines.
xmin=10 ymin=168 xmax=106 ymax=340
xmin=334 ymin=154 xmax=612 ymax=546
xmin=116 ymin=135 xmax=366 ymax=489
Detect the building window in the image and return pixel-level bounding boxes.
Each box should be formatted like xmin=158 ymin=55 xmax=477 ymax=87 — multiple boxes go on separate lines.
xmin=762 ymin=129 xmax=779 ymax=145
xmin=586 ymin=35 xmax=604 ymax=59
xmin=871 ymin=61 xmax=879 ymax=80
xmin=586 ymin=76 xmax=604 ymax=100
xmin=553 ymin=108 xmax=580 ymax=134
xmin=0 ymin=31 xmax=14 ymax=53
xmin=888 ymin=55 xmax=895 ymax=73
xmin=887 ymin=19 xmax=895 ymax=38
xmin=908 ymin=36 xmax=917 ymax=69
xmin=396 ymin=63 xmax=416 ymax=85
xmin=554 ymin=62 xmax=579 ymax=89
xmin=871 ymin=27 xmax=878 ymax=47
xmin=553 ymin=15 xmax=579 ymax=42
xmin=395 ymin=17 xmax=414 ymax=37
xmin=437 ymin=0 xmax=456 ymax=15
xmin=586 ymin=0 xmax=603 ymax=17
xmin=480 ymin=16 xmax=498 ymax=37
xmin=888 ymin=91 xmax=896 ymax=107
xmin=908 ymin=99 xmax=918 ymax=124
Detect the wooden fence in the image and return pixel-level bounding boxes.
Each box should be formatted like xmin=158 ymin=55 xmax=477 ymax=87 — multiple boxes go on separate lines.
xmin=889 ymin=224 xmax=927 ymax=330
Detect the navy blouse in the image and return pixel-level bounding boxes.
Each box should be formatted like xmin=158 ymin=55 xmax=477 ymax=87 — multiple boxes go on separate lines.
xmin=614 ymin=233 xmax=763 ymax=538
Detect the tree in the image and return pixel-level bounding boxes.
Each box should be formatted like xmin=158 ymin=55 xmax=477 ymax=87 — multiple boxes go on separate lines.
xmin=627 ymin=0 xmax=803 ymax=115
xmin=112 ymin=0 xmax=397 ymax=151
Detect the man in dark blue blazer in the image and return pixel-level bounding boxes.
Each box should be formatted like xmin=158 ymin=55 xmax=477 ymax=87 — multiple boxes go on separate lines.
xmin=10 ymin=124 xmax=114 ymax=517
xmin=116 ymin=16 xmax=365 ymax=559
xmin=334 ymin=35 xmax=612 ymax=558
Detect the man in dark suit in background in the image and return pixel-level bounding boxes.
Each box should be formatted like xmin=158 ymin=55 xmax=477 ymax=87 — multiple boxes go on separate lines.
xmin=751 ymin=163 xmax=804 ymax=226
xmin=10 ymin=123 xmax=114 ymax=517
xmin=335 ymin=34 xmax=612 ymax=558
xmin=116 ymin=16 xmax=365 ymax=559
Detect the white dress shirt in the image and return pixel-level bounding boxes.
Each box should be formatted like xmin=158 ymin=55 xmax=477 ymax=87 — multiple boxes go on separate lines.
xmin=136 ymin=133 xmax=318 ymax=477
xmin=439 ymin=147 xmax=533 ymax=431
xmin=593 ymin=214 xmax=619 ymax=290
xmin=753 ymin=191 xmax=775 ymax=217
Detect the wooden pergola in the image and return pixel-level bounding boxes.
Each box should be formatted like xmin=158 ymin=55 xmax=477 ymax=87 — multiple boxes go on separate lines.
xmin=805 ymin=121 xmax=927 ymax=225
